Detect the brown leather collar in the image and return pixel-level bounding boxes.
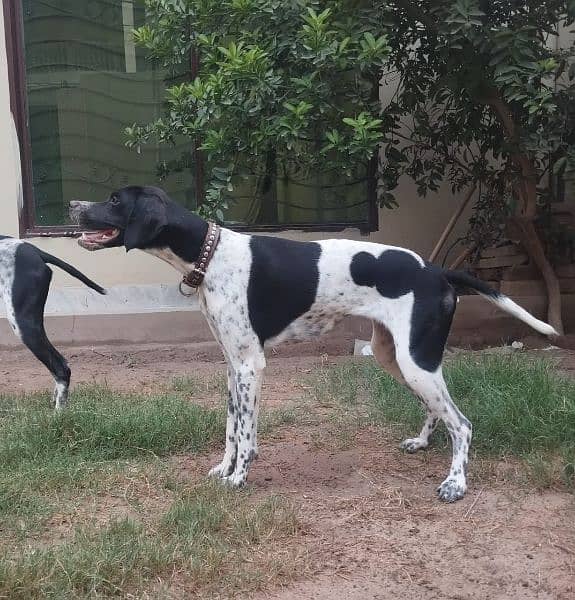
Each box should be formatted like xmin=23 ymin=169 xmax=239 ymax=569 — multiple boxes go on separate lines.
xmin=181 ymin=222 xmax=221 ymax=289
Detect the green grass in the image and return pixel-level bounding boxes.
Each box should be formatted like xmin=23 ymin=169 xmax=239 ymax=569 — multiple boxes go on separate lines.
xmin=169 ymin=373 xmax=227 ymax=399
xmin=0 ymin=385 xmax=222 ymax=466
xmin=0 ymin=482 xmax=299 ymax=599
xmin=0 ymin=385 xmax=223 ymax=529
xmin=0 ymin=382 xmax=302 ymax=597
xmin=312 ymin=354 xmax=575 ymax=486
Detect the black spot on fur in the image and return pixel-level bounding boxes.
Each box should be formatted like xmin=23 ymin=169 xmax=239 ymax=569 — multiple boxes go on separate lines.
xmin=350 ymin=250 xmax=456 ymax=372
xmin=248 ymin=236 xmax=321 ymax=344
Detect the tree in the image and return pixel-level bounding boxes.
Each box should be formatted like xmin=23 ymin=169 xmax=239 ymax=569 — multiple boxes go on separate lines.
xmin=127 ymin=0 xmax=390 ymax=222
xmin=129 ymin=0 xmax=574 ymax=333
xmin=376 ymin=0 xmax=575 ymax=334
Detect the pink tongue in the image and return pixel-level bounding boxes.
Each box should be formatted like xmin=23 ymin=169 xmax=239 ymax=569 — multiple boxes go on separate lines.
xmin=85 ymin=229 xmax=115 ymax=241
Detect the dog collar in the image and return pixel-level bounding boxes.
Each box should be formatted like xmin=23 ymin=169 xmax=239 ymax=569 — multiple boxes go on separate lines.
xmin=181 ymin=222 xmax=221 ymax=290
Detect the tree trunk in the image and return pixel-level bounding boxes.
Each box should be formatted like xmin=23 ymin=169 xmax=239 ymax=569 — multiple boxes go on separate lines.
xmin=486 ymin=89 xmax=563 ymax=334
xmin=509 ymin=217 xmax=564 ymax=335
xmin=429 ymin=184 xmax=476 ymax=263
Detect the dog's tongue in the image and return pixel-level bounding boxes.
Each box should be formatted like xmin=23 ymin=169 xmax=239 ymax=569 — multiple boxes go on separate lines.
xmin=81 ymin=229 xmax=117 ymax=243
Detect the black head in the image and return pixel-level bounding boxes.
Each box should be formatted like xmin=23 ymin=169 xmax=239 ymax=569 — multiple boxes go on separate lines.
xmin=70 ymin=186 xmax=171 ymax=252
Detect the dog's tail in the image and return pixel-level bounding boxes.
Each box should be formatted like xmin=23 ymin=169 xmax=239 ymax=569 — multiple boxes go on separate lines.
xmin=37 ymin=249 xmax=106 ymax=295
xmin=443 ymin=269 xmax=557 ymax=337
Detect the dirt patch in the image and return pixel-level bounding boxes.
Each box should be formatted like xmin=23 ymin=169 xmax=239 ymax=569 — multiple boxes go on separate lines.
xmin=0 ymin=342 xmax=348 ymax=403
xmin=1 ymin=340 xmax=574 ymax=399
xmin=249 ymin=430 xmax=575 ymax=600
xmin=0 ymin=343 xmax=574 ymax=599
xmin=168 ymin=426 xmax=575 ymax=600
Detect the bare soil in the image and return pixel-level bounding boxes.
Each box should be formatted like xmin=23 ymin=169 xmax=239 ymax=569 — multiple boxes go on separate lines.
xmin=0 ymin=342 xmax=574 ymax=599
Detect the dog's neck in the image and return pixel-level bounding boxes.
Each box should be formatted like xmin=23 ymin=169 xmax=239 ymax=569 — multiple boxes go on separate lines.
xmin=144 ymin=208 xmax=210 ymax=275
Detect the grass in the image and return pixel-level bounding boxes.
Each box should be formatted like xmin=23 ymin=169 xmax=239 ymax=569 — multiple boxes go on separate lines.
xmin=311 ymin=353 xmax=575 ymax=487
xmin=0 ymin=381 xmax=225 ymax=539
xmin=0 ymin=385 xmax=222 ymax=466
xmin=1 ymin=352 xmax=572 ymax=596
xmin=0 ymin=382 xmax=303 ymax=598
xmin=0 ymin=482 xmax=300 ymax=599
xmin=169 ymin=373 xmax=227 ymax=399
xmin=0 ymin=385 xmax=224 ymax=525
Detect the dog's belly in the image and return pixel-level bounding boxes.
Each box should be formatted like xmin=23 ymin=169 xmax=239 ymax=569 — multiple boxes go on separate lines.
xmin=267 ymin=308 xmax=345 ymax=345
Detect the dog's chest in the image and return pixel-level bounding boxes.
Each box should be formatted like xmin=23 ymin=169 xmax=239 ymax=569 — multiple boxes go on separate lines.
xmin=198 ymin=231 xmax=253 ymax=344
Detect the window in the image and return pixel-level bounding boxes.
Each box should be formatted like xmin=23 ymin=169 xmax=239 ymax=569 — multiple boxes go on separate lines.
xmin=5 ymin=1 xmax=377 ymax=234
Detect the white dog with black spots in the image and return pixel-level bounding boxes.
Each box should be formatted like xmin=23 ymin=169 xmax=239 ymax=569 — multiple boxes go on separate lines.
xmin=70 ymin=186 xmax=557 ymax=502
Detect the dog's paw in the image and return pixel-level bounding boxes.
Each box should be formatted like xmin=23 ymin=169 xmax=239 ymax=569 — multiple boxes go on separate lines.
xmin=220 ymin=471 xmax=247 ymax=489
xmin=437 ymin=477 xmax=467 ymax=502
xmin=400 ymin=437 xmax=428 ymax=453
xmin=208 ymin=460 xmax=235 ymax=479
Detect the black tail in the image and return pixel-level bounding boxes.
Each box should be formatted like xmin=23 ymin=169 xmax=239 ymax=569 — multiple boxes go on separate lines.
xmin=442 ymin=269 xmax=500 ymax=298
xmin=37 ymin=250 xmax=106 ymax=295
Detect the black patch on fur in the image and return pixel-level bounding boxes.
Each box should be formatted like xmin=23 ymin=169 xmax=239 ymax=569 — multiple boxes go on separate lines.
xmin=248 ymin=236 xmax=321 ymax=344
xmin=350 ymin=250 xmax=456 ymax=372
xmin=12 ymin=244 xmax=71 ymax=386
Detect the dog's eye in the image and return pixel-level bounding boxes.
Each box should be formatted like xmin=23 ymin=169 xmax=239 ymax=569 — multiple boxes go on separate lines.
xmin=109 ymin=194 xmax=120 ymax=205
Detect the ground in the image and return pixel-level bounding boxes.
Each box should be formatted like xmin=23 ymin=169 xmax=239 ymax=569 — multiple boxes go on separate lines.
xmin=0 ymin=341 xmax=573 ymax=599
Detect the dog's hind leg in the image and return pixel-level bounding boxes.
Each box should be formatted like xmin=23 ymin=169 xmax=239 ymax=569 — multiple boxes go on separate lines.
xmin=390 ymin=289 xmax=471 ymax=502
xmin=395 ymin=353 xmax=471 ymax=502
xmin=371 ymin=321 xmax=438 ymax=452
xmin=11 ymin=262 xmax=71 ymax=410
xmin=370 ymin=321 xmax=405 ymax=384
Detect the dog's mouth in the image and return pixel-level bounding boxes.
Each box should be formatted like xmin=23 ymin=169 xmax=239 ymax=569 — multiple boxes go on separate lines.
xmin=78 ymin=229 xmax=121 ymax=251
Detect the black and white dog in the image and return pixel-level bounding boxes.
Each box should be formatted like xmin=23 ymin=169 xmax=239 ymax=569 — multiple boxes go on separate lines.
xmin=70 ymin=186 xmax=557 ymax=502
xmin=0 ymin=236 xmax=105 ymax=409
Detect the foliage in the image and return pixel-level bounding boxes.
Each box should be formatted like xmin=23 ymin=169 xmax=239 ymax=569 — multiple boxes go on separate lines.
xmin=376 ymin=0 xmax=575 ymax=252
xmin=127 ymin=0 xmax=390 ymax=220
xmin=128 ymin=0 xmax=574 ymax=257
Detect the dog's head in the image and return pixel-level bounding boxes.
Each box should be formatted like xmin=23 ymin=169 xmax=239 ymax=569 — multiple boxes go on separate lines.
xmin=70 ymin=186 xmax=170 ymax=252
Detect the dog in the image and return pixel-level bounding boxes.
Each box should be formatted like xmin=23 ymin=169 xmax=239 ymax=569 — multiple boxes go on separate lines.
xmin=70 ymin=186 xmax=557 ymax=502
xmin=0 ymin=236 xmax=106 ymax=409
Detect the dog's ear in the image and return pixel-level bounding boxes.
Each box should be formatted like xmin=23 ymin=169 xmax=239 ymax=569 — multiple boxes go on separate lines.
xmin=124 ymin=193 xmax=168 ymax=251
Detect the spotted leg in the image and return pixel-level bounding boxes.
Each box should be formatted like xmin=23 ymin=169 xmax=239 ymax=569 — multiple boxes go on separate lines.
xmin=386 ymin=284 xmax=470 ymax=501
xmin=400 ymin=410 xmax=439 ymax=453
xmin=220 ymin=358 xmax=264 ymax=488
xmin=371 ymin=321 xmax=438 ymax=453
xmin=208 ymin=366 xmax=239 ymax=478
xmin=395 ymin=349 xmax=472 ymax=502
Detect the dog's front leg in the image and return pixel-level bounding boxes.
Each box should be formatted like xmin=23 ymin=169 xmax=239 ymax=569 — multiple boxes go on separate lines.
xmin=220 ymin=359 xmax=264 ymax=487
xmin=209 ymin=366 xmax=239 ymax=478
